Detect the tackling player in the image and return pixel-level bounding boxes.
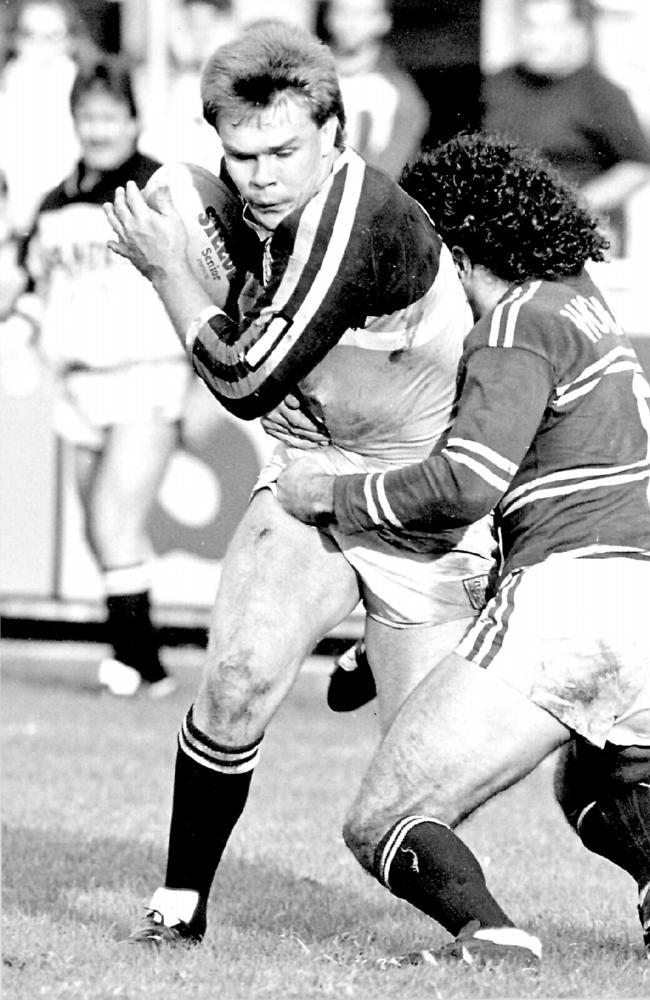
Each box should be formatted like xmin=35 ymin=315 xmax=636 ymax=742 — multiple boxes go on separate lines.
xmin=104 ymin=21 xmax=497 ymax=945
xmin=277 ymin=133 xmax=650 ymax=964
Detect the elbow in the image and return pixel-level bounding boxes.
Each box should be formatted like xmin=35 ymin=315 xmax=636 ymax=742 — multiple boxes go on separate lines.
xmin=452 ymin=488 xmax=498 ymax=525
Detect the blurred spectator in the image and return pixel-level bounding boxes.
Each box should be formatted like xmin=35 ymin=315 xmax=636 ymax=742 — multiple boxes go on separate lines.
xmin=322 ymin=0 xmax=429 ymax=179
xmin=482 ymin=0 xmax=650 ymax=256
xmin=0 ymin=171 xmax=25 ymax=318
xmin=139 ymin=0 xmax=238 ymax=168
xmin=0 ymin=169 xmax=42 ymax=397
xmin=7 ymin=58 xmax=195 ymax=697
xmin=0 ymin=4 xmax=11 ymax=71
xmin=0 ymin=0 xmax=100 ymax=235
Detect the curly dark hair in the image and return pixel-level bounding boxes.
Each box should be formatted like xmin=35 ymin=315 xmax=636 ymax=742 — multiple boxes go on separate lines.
xmin=401 ymin=133 xmax=609 ymax=282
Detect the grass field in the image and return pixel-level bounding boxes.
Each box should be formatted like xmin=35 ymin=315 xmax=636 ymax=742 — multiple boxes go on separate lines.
xmin=2 ymin=638 xmax=650 ymax=1000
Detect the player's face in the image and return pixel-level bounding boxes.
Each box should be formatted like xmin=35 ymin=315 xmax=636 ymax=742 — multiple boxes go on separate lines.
xmin=16 ymin=1 xmax=70 ymax=65
xmin=518 ymin=0 xmax=587 ymax=76
xmin=217 ymin=95 xmax=338 ymax=231
xmin=73 ymin=92 xmax=138 ymax=172
xmin=326 ymin=0 xmax=391 ymax=55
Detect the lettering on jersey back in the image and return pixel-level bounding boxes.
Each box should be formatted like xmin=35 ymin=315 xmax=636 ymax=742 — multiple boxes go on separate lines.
xmin=559 ymin=295 xmax=623 ymax=343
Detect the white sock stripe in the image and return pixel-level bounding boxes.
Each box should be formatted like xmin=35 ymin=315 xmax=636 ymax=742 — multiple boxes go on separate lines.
xmin=380 ymin=815 xmax=449 ymax=891
xmin=179 ymin=735 xmax=261 ymax=774
xmin=179 ymin=719 xmax=261 ymax=773
xmin=103 ymin=563 xmax=151 ymax=595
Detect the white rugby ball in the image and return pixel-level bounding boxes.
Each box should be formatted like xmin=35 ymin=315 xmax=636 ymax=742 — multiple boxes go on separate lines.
xmin=143 ymin=161 xmax=242 ymax=309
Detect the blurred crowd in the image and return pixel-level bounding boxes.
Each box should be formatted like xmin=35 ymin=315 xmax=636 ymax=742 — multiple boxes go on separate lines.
xmin=1 ymin=0 xmax=649 ymax=254
xmin=0 ymin=0 xmax=648 ymax=691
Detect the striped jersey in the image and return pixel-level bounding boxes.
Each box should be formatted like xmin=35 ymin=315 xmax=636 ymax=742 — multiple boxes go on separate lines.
xmin=26 ymin=152 xmax=184 ymax=370
xmin=191 ymin=146 xmax=474 ymax=463
xmin=332 ymin=269 xmax=650 ymax=575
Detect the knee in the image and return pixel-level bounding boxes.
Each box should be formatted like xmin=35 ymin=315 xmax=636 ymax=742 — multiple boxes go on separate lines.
xmin=342 ymin=814 xmax=375 ymax=874
xmin=342 ymin=800 xmax=387 ymax=875
xmin=198 ymin=650 xmax=272 ymax=729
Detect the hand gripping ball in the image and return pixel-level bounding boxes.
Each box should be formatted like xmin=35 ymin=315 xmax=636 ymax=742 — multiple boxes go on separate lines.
xmin=143 ymin=161 xmax=243 ymax=310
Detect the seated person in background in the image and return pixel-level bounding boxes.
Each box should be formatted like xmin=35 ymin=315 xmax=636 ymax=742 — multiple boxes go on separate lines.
xmin=10 ymin=58 xmax=194 ymax=698
xmin=277 ymin=133 xmax=650 ymax=965
xmin=482 ymin=0 xmax=650 ymax=256
xmin=322 ymin=0 xmax=429 ymax=180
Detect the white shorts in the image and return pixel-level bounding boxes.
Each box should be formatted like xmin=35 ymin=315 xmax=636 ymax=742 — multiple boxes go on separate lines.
xmin=54 ymin=359 xmax=192 ymax=449
xmin=254 ymin=443 xmax=496 ymax=628
xmin=456 ymin=553 xmax=650 ymax=748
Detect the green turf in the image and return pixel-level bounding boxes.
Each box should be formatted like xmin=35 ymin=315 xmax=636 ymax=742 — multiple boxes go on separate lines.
xmin=2 ymin=641 xmax=648 ymax=999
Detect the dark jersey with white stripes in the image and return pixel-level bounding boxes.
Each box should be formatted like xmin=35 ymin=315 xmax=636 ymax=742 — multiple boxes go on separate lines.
xmin=333 ymin=269 xmax=650 ymax=577
xmin=191 ymin=147 xmax=471 ymax=424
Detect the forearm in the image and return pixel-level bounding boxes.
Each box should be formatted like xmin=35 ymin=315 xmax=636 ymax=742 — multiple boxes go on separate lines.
xmin=330 ymin=346 xmax=552 ymax=534
xmin=331 ymin=456 xmax=496 ymax=535
xmin=150 ymin=264 xmax=226 ymax=356
xmin=581 ymin=162 xmax=650 ymax=213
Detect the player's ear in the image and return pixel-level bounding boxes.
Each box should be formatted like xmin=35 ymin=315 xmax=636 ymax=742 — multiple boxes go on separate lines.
xmin=319 ymin=115 xmax=338 ymax=156
xmin=451 ymin=246 xmax=472 ymax=280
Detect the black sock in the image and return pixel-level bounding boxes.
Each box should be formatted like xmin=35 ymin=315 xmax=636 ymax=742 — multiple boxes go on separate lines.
xmin=164 ymin=707 xmax=261 ymax=928
xmin=105 ymin=589 xmax=166 ymax=683
xmin=577 ymin=783 xmax=650 ymax=889
xmin=374 ymin=816 xmax=514 ymax=937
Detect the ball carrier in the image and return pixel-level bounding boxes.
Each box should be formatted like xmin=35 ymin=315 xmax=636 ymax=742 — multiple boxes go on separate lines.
xmin=105 ymin=21 xmax=496 ymax=947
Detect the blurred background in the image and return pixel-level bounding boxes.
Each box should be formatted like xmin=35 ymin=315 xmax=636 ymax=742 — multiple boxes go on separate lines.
xmin=1 ymin=0 xmax=648 ymax=646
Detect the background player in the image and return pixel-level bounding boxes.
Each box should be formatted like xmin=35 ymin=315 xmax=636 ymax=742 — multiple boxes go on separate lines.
xmin=10 ymin=57 xmax=194 ymax=697
xmin=276 ymin=133 xmax=650 ymax=964
xmin=321 ymin=0 xmax=429 ymax=179
xmin=104 ymin=21 xmax=496 ymax=945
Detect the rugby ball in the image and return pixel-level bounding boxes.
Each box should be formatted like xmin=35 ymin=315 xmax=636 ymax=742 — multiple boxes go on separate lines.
xmin=143 ymin=161 xmax=242 ymax=309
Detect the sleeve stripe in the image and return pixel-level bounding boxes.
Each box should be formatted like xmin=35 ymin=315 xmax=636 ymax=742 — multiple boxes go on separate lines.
xmin=556 ymin=359 xmax=641 ymax=407
xmin=446 ymin=437 xmax=519 ymax=475
xmin=375 ymin=472 xmax=404 ymax=527
xmin=505 ymin=456 xmax=650 ymax=504
xmin=556 ymin=345 xmax=636 ymax=395
xmin=244 ymin=314 xmax=291 ymax=368
xmin=185 ymin=306 xmax=223 ymax=353
xmin=503 ymin=466 xmax=650 ymax=517
xmin=502 ymin=460 xmax=650 ymax=515
xmin=189 ymin=154 xmax=367 ymax=410
xmin=446 ymin=450 xmax=511 ymax=491
xmin=363 ymin=474 xmax=383 ymax=526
